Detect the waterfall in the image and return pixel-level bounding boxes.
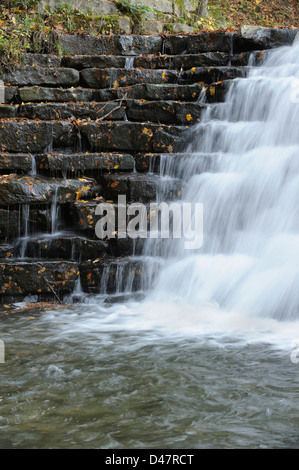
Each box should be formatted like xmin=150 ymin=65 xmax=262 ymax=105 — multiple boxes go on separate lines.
xmin=125 ymin=57 xmax=135 ymax=69
xmin=146 ymin=40 xmax=299 ymax=322
xmin=19 ymin=204 xmax=30 ymax=258
xmin=51 ymin=187 xmax=60 ymax=234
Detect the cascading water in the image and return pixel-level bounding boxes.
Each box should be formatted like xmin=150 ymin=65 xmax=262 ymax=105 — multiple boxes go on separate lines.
xmin=97 ymin=37 xmax=299 ymax=343
xmin=137 ymin=39 xmax=299 ymax=331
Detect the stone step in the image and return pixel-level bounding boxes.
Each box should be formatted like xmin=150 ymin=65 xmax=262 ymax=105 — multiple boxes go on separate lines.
xmin=0 ymin=206 xmax=52 ymax=242
xmin=136 ymin=152 xmax=218 ymax=178
xmin=36 ymin=152 xmax=135 ymax=175
xmin=14 ymin=234 xmax=108 ymax=261
xmin=1 ymin=86 xmax=18 ymax=104
xmin=0 ymin=120 xmax=186 ymax=153
xmin=0 ymin=105 xmax=18 ymax=119
xmin=19 ymin=86 xmax=95 ymax=103
xmin=0 ymin=153 xmax=35 ymax=173
xmin=2 ymin=66 xmax=80 ymax=87
xmin=0 ymin=244 xmax=14 ymax=259
xmin=1 ymin=100 xmax=206 ymax=125
xmin=0 ymin=151 xmax=135 ymax=176
xmin=126 ymin=100 xmax=206 ymax=125
xmin=63 ymin=52 xmax=262 ymax=70
xmin=9 ymin=83 xmax=209 ymax=105
xmin=62 ymin=52 xmax=230 ymax=70
xmin=0 ymin=260 xmax=79 ymax=301
xmin=95 ymin=83 xmax=205 ymax=102
xmin=102 ymin=172 xmax=182 ymax=202
xmin=59 ymin=30 xmax=291 ymax=57
xmin=18 ymin=102 xmax=126 ymax=121
xmin=0 ymin=120 xmax=77 ymax=153
xmin=0 ymin=174 xmax=98 ymax=205
xmin=163 ymin=29 xmax=297 ymax=55
xmin=79 ymin=121 xmax=187 ymax=153
xmin=80 ymin=256 xmax=160 ymax=295
xmin=21 ymin=49 xmax=269 ymax=73
xmin=80 ymin=66 xmax=246 ymax=89
xmin=206 ymin=80 xmax=232 ymax=103
xmin=59 ymin=34 xmax=163 ymax=57
xmin=24 ymin=53 xmax=62 ymax=68
xmin=80 ymin=68 xmax=179 ymax=89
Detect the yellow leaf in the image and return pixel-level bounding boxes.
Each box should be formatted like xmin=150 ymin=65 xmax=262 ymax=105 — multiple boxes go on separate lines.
xmin=186 ymin=114 xmax=192 ymax=121
xmin=209 ymin=86 xmax=215 ymax=96
xmin=142 ymin=128 xmax=153 ymax=137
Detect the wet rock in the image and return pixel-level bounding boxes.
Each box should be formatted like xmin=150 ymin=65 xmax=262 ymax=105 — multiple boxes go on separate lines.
xmin=62 ymin=55 xmax=127 ymax=70
xmin=70 ymin=200 xmax=101 ymax=232
xmin=80 ymin=68 xmax=178 ymax=89
xmin=24 ymin=53 xmax=62 ymax=67
xmin=0 ymin=153 xmax=34 ymax=173
xmin=163 ymin=32 xmax=235 ymax=55
xmin=18 ymin=102 xmax=126 ymax=121
xmin=0 ymin=121 xmax=50 ymax=153
xmin=134 ymin=152 xmax=167 ymax=172
xmin=95 ymin=83 xmax=205 ymax=102
xmin=0 ymin=244 xmax=14 ymax=259
xmin=20 ymin=235 xmax=107 ymax=261
xmin=36 ymin=152 xmax=135 ymax=174
xmin=0 ymin=120 xmax=78 ymax=153
xmin=134 ymin=52 xmax=230 ymax=70
xmin=103 ymin=173 xmax=182 ymax=202
xmin=4 ymin=86 xmax=18 ymax=104
xmin=0 ymin=105 xmax=17 ymax=118
xmin=108 ymin=235 xmax=145 ymax=257
xmin=19 ymin=86 xmax=94 ymax=103
xmin=231 ymin=50 xmax=268 ymax=66
xmin=4 ymin=66 xmax=80 ymax=87
xmin=0 ymin=208 xmax=19 ymax=241
xmin=0 ymin=175 xmax=98 ymax=205
xmin=80 ymin=257 xmax=147 ymax=294
xmin=63 ymin=52 xmax=231 ymax=71
xmin=205 ymin=81 xmax=232 ymax=103
xmin=59 ymin=34 xmax=162 ymax=56
xmin=80 ymin=121 xmax=187 ymax=153
xmin=0 ymin=261 xmax=79 ymax=297
xmin=180 ymin=66 xmax=247 ymax=85
xmin=234 ymin=26 xmax=298 ymax=52
xmin=126 ymin=100 xmax=205 ymax=124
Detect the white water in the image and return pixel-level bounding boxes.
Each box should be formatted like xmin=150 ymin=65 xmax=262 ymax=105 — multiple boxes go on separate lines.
xmin=64 ymin=41 xmax=299 ymax=348
xmin=138 ymin=41 xmax=299 ymax=342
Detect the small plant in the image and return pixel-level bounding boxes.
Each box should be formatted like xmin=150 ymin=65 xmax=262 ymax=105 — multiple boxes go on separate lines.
xmin=116 ymin=0 xmax=153 ymax=22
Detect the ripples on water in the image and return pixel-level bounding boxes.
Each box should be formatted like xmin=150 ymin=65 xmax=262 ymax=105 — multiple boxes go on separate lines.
xmin=1 ymin=40 xmax=299 ymax=448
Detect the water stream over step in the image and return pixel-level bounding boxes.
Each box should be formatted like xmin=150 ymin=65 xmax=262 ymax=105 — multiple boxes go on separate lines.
xmin=52 ymin=38 xmax=299 ymax=343
xmin=135 ymin=39 xmax=299 ymax=326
